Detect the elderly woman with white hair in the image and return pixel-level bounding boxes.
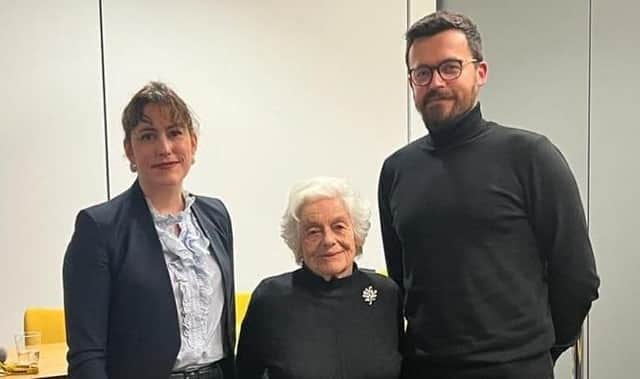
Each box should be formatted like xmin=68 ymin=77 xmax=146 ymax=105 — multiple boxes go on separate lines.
xmin=236 ymin=176 xmax=402 ymax=379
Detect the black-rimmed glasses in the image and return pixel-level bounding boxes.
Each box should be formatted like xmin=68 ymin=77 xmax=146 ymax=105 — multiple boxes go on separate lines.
xmin=408 ymin=59 xmax=478 ymax=86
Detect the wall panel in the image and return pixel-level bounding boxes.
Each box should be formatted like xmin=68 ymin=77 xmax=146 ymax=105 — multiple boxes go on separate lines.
xmin=0 ymin=1 xmax=106 ymax=345
xmin=589 ymin=0 xmax=640 ymax=377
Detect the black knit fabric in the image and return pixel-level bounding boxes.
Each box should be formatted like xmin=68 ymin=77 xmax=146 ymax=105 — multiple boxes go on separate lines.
xmin=236 ymin=265 xmax=402 ymax=379
xmin=378 ymin=104 xmax=599 ymax=378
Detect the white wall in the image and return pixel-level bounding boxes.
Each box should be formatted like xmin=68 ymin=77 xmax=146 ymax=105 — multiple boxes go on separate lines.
xmin=590 ymin=0 xmax=640 ymax=377
xmin=0 ymin=0 xmax=106 ymax=349
xmin=0 ymin=0 xmax=436 ymax=348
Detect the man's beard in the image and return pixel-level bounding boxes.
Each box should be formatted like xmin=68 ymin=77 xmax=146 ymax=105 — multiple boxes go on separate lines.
xmin=418 ymin=88 xmax=477 ymax=130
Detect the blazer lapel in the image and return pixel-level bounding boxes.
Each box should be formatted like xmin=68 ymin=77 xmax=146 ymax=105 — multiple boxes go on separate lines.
xmin=127 ymin=181 xmax=181 ymax=345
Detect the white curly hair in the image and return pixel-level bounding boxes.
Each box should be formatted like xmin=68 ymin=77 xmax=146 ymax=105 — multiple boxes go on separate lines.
xmin=280 ymin=176 xmax=371 ymax=264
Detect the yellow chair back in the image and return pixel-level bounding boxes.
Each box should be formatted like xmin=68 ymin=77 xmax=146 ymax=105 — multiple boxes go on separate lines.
xmin=24 ymin=308 xmax=66 ymax=344
xmin=235 ymin=292 xmax=251 ymax=329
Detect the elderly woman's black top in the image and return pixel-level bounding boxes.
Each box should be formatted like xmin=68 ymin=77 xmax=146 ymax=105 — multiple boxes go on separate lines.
xmin=236 ymin=264 xmax=402 ymax=379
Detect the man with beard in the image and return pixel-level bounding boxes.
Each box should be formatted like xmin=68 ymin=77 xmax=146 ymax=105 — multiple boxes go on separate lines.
xmin=378 ymin=11 xmax=600 ymax=379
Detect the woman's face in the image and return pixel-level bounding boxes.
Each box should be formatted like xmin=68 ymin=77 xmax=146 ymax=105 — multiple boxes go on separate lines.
xmin=124 ymin=103 xmax=197 ymax=192
xmin=299 ymin=197 xmax=358 ymax=281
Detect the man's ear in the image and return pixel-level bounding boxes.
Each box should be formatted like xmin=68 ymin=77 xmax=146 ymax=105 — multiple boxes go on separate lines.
xmin=477 ymin=61 xmax=489 ymax=87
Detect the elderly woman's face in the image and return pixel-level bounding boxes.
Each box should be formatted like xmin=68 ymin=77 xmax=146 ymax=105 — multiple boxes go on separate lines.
xmin=299 ymin=197 xmax=357 ymax=281
xmin=124 ymin=103 xmax=197 ymax=192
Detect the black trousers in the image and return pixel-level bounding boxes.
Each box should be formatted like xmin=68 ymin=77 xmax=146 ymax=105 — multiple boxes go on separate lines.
xmin=401 ymin=352 xmax=554 ymax=379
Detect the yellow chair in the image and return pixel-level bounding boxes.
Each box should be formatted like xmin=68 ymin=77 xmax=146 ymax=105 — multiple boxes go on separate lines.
xmin=235 ymin=292 xmax=251 ymax=331
xmin=24 ymin=308 xmax=66 ymax=344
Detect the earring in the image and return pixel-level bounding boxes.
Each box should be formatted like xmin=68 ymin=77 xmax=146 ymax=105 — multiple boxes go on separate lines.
xmin=130 ymin=162 xmax=137 ymax=173
xmin=192 ymin=157 xmax=196 ymax=165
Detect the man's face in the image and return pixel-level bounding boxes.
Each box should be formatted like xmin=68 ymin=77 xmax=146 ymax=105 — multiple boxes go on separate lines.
xmin=408 ymin=29 xmax=488 ymax=129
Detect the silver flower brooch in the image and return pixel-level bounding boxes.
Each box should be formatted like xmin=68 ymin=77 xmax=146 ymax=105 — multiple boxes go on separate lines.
xmin=362 ymin=285 xmax=378 ymax=306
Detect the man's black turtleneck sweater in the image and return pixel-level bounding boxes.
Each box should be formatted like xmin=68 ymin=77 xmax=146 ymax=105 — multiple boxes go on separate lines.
xmin=378 ymin=104 xmax=599 ymax=378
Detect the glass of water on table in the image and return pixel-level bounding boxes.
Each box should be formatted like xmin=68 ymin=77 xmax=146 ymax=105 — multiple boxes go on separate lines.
xmin=14 ymin=331 xmax=41 ymax=367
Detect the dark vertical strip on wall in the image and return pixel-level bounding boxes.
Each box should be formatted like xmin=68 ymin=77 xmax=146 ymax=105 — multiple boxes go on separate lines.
xmin=406 ymin=0 xmax=412 ymax=143
xmin=575 ymin=3 xmax=593 ymax=379
xmin=586 ymin=2 xmax=593 ymax=378
xmin=587 ymin=3 xmax=592 ymax=229
xmin=98 ymin=0 xmax=111 ymax=200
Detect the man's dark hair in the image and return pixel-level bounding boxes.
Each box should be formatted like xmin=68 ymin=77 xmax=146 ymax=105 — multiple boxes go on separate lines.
xmin=405 ymin=10 xmax=483 ymax=68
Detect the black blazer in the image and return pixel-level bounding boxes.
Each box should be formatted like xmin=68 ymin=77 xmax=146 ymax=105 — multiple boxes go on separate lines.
xmin=63 ymin=181 xmax=235 ymax=379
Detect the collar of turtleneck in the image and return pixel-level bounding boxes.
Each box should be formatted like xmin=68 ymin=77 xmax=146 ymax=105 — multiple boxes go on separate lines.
xmin=296 ymin=263 xmax=360 ymax=291
xmin=425 ymin=102 xmax=488 ymax=150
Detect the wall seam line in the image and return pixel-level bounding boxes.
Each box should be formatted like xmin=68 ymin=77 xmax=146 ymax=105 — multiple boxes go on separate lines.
xmin=98 ymin=0 xmax=111 ymax=200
